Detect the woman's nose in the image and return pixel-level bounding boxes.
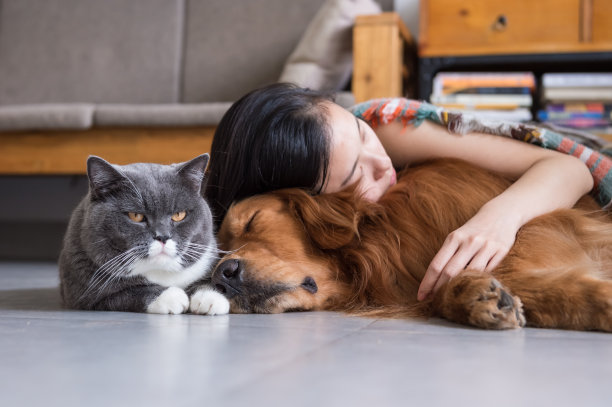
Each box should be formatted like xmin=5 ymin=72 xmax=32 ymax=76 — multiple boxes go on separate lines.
xmin=371 ymin=154 xmax=390 ymax=180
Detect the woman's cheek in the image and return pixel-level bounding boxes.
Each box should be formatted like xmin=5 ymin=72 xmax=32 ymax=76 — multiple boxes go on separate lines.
xmin=360 ymin=184 xmax=383 ymax=202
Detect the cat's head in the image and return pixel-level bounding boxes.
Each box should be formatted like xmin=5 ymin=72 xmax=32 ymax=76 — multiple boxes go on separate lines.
xmin=82 ymin=154 xmax=216 ymax=280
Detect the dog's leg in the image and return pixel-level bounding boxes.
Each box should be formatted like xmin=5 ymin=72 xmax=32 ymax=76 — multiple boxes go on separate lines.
xmin=432 ymin=272 xmax=526 ymax=330
xmin=498 ymin=270 xmax=612 ymax=332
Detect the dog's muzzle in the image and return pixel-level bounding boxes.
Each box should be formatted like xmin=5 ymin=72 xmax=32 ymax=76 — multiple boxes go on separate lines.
xmin=212 ymin=258 xmax=243 ymax=299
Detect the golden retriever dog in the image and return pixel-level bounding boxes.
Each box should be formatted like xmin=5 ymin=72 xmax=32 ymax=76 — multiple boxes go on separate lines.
xmin=213 ymin=159 xmax=612 ymax=331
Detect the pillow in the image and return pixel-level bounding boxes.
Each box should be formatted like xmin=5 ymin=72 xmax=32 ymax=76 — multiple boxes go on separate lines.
xmin=278 ymin=0 xmax=382 ymax=91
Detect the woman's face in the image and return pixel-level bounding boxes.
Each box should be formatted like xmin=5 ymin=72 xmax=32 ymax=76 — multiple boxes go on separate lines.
xmin=322 ymin=102 xmax=396 ymax=202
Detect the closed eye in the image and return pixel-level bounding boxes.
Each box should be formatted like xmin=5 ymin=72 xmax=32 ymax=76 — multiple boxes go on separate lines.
xmin=244 ymin=210 xmax=260 ymax=234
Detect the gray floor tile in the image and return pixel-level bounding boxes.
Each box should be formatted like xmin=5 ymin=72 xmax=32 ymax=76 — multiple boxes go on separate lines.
xmin=1 ymin=261 xmax=611 ymax=407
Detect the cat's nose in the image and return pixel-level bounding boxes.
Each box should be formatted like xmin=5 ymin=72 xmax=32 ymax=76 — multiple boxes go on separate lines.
xmin=212 ymin=259 xmax=243 ymax=298
xmin=154 ymin=234 xmax=170 ymax=243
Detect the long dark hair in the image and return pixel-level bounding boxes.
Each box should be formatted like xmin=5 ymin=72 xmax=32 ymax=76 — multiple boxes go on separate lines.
xmin=205 ymin=83 xmax=334 ymax=227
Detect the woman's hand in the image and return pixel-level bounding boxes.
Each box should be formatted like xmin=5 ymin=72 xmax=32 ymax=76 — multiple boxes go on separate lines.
xmin=416 ymin=204 xmax=520 ymax=301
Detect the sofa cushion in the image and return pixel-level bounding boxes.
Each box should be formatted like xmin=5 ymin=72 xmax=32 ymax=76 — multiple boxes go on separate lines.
xmin=0 ymin=0 xmax=183 ymax=104
xmin=278 ymin=0 xmax=382 ymax=91
xmin=0 ymin=104 xmax=94 ymax=131
xmin=181 ymin=0 xmax=327 ymax=103
xmin=94 ymin=103 xmax=233 ymax=127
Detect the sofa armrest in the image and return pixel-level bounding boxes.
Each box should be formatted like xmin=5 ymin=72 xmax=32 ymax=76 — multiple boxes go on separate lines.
xmin=352 ymin=12 xmax=416 ymax=103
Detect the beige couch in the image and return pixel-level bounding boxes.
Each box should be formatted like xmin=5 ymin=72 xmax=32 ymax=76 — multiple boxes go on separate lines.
xmin=0 ymin=0 xmax=414 ymax=175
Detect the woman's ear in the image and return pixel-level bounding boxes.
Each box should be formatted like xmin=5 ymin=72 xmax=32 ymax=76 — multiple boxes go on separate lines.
xmin=284 ymin=189 xmax=360 ymax=250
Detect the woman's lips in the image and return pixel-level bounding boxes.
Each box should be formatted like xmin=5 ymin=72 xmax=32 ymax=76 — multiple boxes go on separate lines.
xmin=390 ymin=168 xmax=397 ymax=187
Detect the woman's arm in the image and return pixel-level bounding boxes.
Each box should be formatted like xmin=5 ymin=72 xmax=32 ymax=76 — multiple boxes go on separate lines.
xmin=375 ymin=120 xmax=594 ymax=301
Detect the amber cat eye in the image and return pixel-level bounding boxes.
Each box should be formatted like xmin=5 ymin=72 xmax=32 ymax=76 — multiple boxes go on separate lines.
xmin=171 ymin=211 xmax=186 ymax=222
xmin=128 ymin=212 xmax=145 ymax=222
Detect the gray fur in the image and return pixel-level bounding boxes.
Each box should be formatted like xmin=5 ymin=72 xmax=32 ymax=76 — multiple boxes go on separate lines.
xmin=59 ymin=154 xmax=217 ymax=313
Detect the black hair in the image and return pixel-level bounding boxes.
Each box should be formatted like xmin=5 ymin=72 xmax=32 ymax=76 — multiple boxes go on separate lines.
xmin=205 ymin=83 xmax=334 ymax=227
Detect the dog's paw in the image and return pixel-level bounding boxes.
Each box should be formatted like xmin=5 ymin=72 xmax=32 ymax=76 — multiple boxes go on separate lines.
xmin=468 ymin=278 xmax=525 ymax=329
xmin=190 ymin=287 xmax=230 ymax=316
xmin=147 ymin=287 xmax=189 ymax=314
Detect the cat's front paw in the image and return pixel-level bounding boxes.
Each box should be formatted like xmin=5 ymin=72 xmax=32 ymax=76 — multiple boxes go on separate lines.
xmin=147 ymin=287 xmax=189 ymax=314
xmin=190 ymin=287 xmax=230 ymax=315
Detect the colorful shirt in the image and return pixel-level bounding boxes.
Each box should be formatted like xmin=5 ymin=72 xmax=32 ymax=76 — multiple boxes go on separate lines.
xmin=350 ymin=98 xmax=612 ymax=209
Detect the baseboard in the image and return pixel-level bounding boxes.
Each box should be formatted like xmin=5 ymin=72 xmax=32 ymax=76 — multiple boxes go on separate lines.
xmin=0 ymin=222 xmax=68 ymax=261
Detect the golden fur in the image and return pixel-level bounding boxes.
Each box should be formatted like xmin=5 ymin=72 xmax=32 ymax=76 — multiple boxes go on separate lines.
xmin=213 ymin=159 xmax=612 ymax=331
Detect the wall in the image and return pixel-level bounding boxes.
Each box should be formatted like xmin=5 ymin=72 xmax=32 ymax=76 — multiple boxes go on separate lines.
xmin=395 ymin=0 xmax=420 ymax=39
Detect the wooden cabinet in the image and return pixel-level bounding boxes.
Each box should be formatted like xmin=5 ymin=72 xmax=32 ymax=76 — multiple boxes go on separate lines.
xmin=419 ymin=0 xmax=612 ymax=57
xmin=593 ymin=0 xmax=612 ymax=42
xmin=417 ymin=0 xmax=612 ymax=99
xmin=352 ymin=13 xmax=417 ymax=103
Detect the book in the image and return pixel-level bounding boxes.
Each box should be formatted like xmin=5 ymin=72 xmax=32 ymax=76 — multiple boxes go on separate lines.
xmin=542 ymin=73 xmax=612 ymax=88
xmin=543 ymin=87 xmax=612 ymax=102
xmin=432 ymin=72 xmax=536 ymax=97
xmin=537 ymin=111 xmax=608 ymax=121
xmin=431 ymin=93 xmax=532 ymax=107
xmin=444 ymin=108 xmax=533 ymax=122
xmin=548 ymin=118 xmax=612 ymax=129
xmin=441 ymin=86 xmax=532 ymax=95
xmin=435 ymin=103 xmax=525 ymax=111
xmin=545 ymin=103 xmax=608 ymax=113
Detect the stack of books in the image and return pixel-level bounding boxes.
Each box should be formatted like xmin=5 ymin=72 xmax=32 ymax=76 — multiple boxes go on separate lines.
xmin=429 ymin=72 xmax=535 ymax=122
xmin=538 ymin=73 xmax=612 ymax=137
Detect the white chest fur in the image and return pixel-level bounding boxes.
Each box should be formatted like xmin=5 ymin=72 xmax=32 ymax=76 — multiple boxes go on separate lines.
xmin=130 ymin=240 xmax=216 ymax=288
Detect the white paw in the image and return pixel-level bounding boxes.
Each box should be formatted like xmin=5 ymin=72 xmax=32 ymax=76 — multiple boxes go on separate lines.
xmin=147 ymin=287 xmax=189 ymax=314
xmin=190 ymin=288 xmax=230 ymax=315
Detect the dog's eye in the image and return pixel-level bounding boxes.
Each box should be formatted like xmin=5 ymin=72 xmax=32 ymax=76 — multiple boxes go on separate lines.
xmin=300 ymin=276 xmax=318 ymax=294
xmin=244 ymin=210 xmax=260 ymax=234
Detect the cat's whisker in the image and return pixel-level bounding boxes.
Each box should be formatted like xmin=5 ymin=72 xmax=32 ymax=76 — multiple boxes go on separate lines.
xmin=89 ymin=247 xmax=140 ymax=280
xmin=80 ymin=247 xmax=146 ymax=300
xmin=181 ymin=248 xmax=226 ymax=261
xmin=184 ymin=241 xmax=240 ymax=255
xmin=94 ymin=252 xmax=144 ymax=298
xmin=82 ymin=251 xmax=135 ymax=297
xmin=183 ymin=251 xmax=225 ymax=261
xmin=90 ymin=253 xmax=146 ymax=301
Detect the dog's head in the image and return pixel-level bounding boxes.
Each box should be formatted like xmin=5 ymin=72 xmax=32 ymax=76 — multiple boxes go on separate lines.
xmin=213 ymin=188 xmax=367 ymax=313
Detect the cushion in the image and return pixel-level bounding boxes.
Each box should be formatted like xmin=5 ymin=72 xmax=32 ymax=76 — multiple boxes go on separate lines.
xmin=278 ymin=0 xmax=382 ymax=91
xmin=0 ymin=0 xmax=183 ymax=104
xmin=0 ymin=104 xmax=94 ymax=131
xmin=94 ymin=103 xmax=233 ymax=127
xmin=181 ymin=0 xmax=326 ymax=103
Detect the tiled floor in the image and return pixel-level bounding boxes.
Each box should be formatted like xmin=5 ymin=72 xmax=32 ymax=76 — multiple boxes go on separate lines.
xmin=1 ymin=262 xmax=611 ymax=407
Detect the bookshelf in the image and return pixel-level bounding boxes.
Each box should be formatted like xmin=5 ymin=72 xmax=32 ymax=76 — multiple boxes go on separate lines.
xmin=417 ymin=0 xmax=612 ymax=139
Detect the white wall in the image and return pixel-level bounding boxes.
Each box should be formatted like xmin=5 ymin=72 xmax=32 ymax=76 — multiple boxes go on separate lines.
xmin=395 ymin=0 xmax=420 ymax=39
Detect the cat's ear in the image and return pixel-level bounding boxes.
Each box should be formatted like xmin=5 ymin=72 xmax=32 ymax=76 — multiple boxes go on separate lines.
xmin=177 ymin=154 xmax=209 ymax=193
xmin=87 ymin=156 xmax=128 ymax=200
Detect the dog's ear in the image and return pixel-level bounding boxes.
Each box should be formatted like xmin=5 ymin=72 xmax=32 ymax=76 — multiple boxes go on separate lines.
xmin=281 ymin=188 xmax=361 ymax=250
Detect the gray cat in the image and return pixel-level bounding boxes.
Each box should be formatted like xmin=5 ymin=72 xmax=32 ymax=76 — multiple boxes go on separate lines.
xmin=59 ymin=154 xmax=229 ymax=315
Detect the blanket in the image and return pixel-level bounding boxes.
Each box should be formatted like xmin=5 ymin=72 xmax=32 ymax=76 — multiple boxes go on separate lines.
xmin=350 ymin=98 xmax=612 ymax=209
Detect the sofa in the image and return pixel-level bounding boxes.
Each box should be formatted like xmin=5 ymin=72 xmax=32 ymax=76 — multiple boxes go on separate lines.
xmin=0 ymin=0 xmax=415 ymax=259
xmin=0 ymin=0 xmax=414 ymax=175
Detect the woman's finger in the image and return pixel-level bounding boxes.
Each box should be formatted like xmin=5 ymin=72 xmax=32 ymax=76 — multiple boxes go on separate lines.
xmin=417 ymin=238 xmax=460 ymax=301
xmin=430 ymin=244 xmax=479 ymax=295
xmin=466 ymin=244 xmax=496 ymax=272
xmin=484 ymin=248 xmax=509 ymax=273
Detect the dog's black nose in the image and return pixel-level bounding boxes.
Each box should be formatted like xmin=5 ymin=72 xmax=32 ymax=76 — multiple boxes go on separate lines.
xmin=212 ymin=259 xmax=243 ymax=299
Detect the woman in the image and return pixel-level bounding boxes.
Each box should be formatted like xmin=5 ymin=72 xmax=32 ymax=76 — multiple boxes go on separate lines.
xmin=206 ymin=83 xmax=593 ymax=302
